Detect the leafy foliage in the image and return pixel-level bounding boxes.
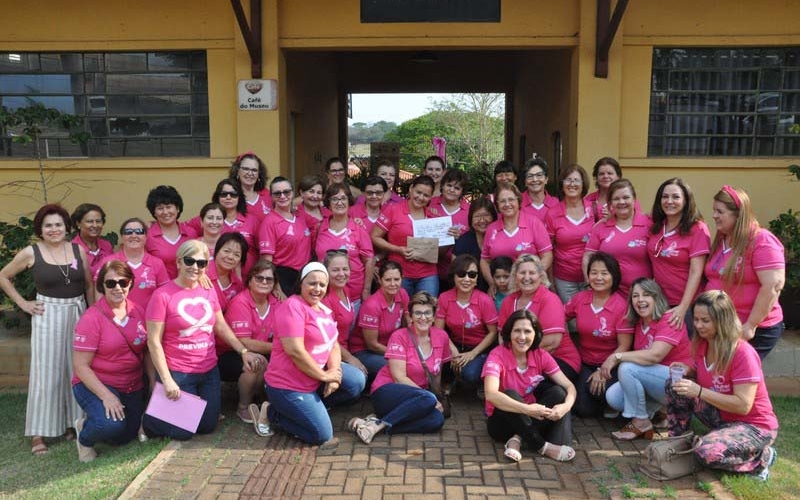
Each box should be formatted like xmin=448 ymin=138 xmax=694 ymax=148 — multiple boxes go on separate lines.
xmin=768 ymin=165 xmax=800 ymax=290
xmin=0 ymin=217 xmax=36 ymax=326
xmin=348 ymin=120 xmax=398 ymax=144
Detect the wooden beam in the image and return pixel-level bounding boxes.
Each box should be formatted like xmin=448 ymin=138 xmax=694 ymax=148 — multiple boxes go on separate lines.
xmin=595 ymin=0 xmax=630 ymax=78
xmin=230 ymin=0 xmax=263 ymax=79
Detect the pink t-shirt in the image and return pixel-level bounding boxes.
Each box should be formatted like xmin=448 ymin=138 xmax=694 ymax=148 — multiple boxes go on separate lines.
xmin=647 ymin=221 xmax=711 ymax=306
xmin=73 ymin=298 xmax=147 ymax=392
xmin=565 ymin=291 xmax=633 ymax=366
xmin=375 ymin=201 xmax=438 ymax=279
xmin=585 ymin=213 xmax=653 ymax=298
xmin=428 ymin=197 xmax=471 ymax=237
xmin=481 ymin=214 xmax=552 ymax=262
xmin=481 ymin=344 xmax=561 ymax=416
xmin=296 ymin=204 xmax=330 ymax=234
xmin=348 ymin=204 xmax=381 ymax=236
xmin=245 ymin=189 xmax=273 ymax=220
xmin=632 ymin=311 xmax=692 ymax=367
xmin=322 ymin=291 xmax=356 ymax=350
xmin=585 ymin=191 xmax=643 ymax=222
xmin=257 ymin=210 xmax=312 ymax=270
xmin=179 ymin=212 xmax=261 ymax=277
xmin=265 ymin=296 xmax=340 ymax=392
xmin=95 ymin=250 xmax=169 ymax=310
xmin=704 ymin=229 xmax=785 ymax=327
xmin=315 ymin=218 xmax=375 ymax=301
xmin=350 ymin=289 xmax=410 ymax=354
xmin=695 ymin=339 xmax=778 ymax=430
xmin=498 ymin=287 xmax=581 ymax=372
xmin=370 ymin=326 xmax=452 ymax=393
xmin=72 ymin=236 xmax=114 ymax=277
xmin=205 ymin=263 xmax=244 ymax=312
xmin=221 ymin=290 xmax=280 ymax=355
xmin=146 ymin=281 xmax=221 ymax=374
xmin=145 ymin=222 xmax=197 ymax=279
xmin=545 ymin=201 xmax=595 ymax=282
xmin=435 ymin=289 xmax=498 ymax=348
xmin=521 ymin=192 xmax=559 ymax=223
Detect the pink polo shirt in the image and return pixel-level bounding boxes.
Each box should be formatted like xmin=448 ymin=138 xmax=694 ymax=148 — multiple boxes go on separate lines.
xmin=435 ymin=289 xmax=498 ymax=348
xmin=498 ymin=287 xmax=580 ymax=372
xmin=632 ymin=311 xmax=691 ymax=367
xmin=145 ymin=222 xmax=197 ymax=279
xmin=428 ymin=197 xmax=471 ymax=237
xmin=245 ymin=189 xmax=273 ymax=220
xmin=322 ymin=291 xmax=356 ymax=350
xmin=704 ymin=228 xmax=785 ymax=327
xmin=221 ymin=290 xmax=280 ymax=355
xmin=482 ymin=344 xmax=560 ymax=416
xmin=481 ymin=214 xmax=552 ymax=262
xmin=370 ymin=326 xmax=451 ymax=393
xmin=96 ymin=250 xmax=169 ymax=310
xmin=521 ymin=192 xmax=559 ymax=223
xmin=257 ymin=210 xmax=312 ymax=270
xmin=585 ymin=213 xmax=653 ymax=298
xmin=565 ymin=291 xmax=633 ymax=366
xmin=647 ymin=221 xmax=711 ymax=306
xmin=265 ymin=296 xmax=339 ymax=392
xmin=146 ymin=281 xmax=221 ymax=374
xmin=375 ymin=201 xmax=438 ymax=279
xmin=185 ymin=212 xmax=260 ymax=277
xmin=350 ymin=289 xmax=410 ymax=354
xmin=205 ymin=263 xmax=244 ymax=312
xmin=72 ymin=236 xmax=114 ymax=277
xmin=315 ymin=218 xmax=375 ymax=301
xmin=545 ymin=201 xmax=595 ymax=282
xmin=73 ymin=298 xmax=147 ymax=392
xmin=296 ymin=204 xmax=330 ymax=234
xmin=695 ymin=340 xmax=778 ymax=430
xmin=585 ymin=191 xmax=642 ymax=222
xmin=348 ymin=204 xmax=381 ymax=236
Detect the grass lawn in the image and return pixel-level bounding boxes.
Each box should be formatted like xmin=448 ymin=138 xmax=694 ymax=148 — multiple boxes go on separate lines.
xmin=0 ymin=391 xmax=167 ymax=500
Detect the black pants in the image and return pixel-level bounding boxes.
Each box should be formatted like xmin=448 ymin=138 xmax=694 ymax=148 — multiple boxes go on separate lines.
xmin=573 ymin=362 xmax=618 ymax=418
xmin=486 ymin=385 xmax=570 ymax=452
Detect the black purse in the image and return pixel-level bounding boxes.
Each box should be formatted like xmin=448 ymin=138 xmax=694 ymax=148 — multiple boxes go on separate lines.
xmin=405 ymin=328 xmax=451 ymax=418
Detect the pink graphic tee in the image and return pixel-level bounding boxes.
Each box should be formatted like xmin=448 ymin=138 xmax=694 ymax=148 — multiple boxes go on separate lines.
xmin=322 ymin=291 xmax=356 ymax=350
xmin=647 ymin=221 xmax=711 ymax=306
xmin=72 ymin=236 xmax=114 ymax=277
xmin=95 ymin=250 xmax=169 ymax=310
xmin=348 ymin=203 xmax=381 ymax=236
xmin=585 ymin=213 xmax=653 ymax=298
xmin=315 ymin=219 xmax=375 ymax=301
xmin=435 ymin=289 xmax=498 ymax=348
xmin=257 ymin=210 xmax=312 ymax=270
xmin=521 ymin=192 xmax=559 ymax=223
xmin=565 ymin=291 xmax=633 ymax=366
xmin=205 ymin=263 xmax=244 ymax=312
xmin=221 ymin=290 xmax=280 ymax=355
xmin=482 ymin=344 xmax=560 ymax=416
xmin=350 ymin=289 xmax=410 ymax=354
xmin=481 ymin=214 xmax=552 ymax=262
xmin=545 ymin=201 xmax=595 ymax=282
xmin=632 ymin=311 xmax=692 ymax=367
xmin=145 ymin=222 xmax=197 ymax=279
xmin=370 ymin=326 xmax=451 ymax=393
xmin=375 ymin=201 xmax=437 ymax=279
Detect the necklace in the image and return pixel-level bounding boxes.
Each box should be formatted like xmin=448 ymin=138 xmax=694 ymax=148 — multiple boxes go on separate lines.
xmin=44 ymin=243 xmax=71 ymax=285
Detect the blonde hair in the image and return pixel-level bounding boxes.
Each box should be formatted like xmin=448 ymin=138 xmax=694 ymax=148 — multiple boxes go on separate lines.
xmin=691 ymin=290 xmax=741 ymax=374
xmin=711 ymin=186 xmax=760 ymax=286
xmin=509 ymin=253 xmax=551 ymax=291
xmin=176 ymin=239 xmax=210 ymax=261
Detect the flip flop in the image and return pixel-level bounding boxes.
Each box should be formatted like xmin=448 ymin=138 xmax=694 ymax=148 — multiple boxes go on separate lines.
xmin=504 ymin=436 xmax=522 ymax=462
xmin=248 ymin=403 xmax=273 ymax=437
xmin=540 ymin=441 xmax=575 ymax=462
xmin=237 ymin=406 xmax=254 ymax=424
xmin=31 ymin=437 xmax=48 ymax=456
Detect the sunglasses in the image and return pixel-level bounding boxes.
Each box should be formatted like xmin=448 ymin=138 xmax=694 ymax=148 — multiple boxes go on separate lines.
xmin=122 ymin=228 xmax=145 ymax=235
xmin=104 ymin=279 xmax=131 ymax=289
xmin=271 ymin=189 xmax=293 ymax=198
xmin=253 ymin=275 xmax=275 ymax=284
xmin=326 ymin=249 xmax=348 ymax=256
xmin=218 ymin=191 xmax=239 ymax=198
xmin=455 ymin=270 xmax=479 ymax=279
xmin=183 ymin=256 xmax=209 ymax=268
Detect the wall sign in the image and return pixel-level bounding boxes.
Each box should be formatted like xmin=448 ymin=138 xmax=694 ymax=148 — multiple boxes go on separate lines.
xmin=238 ymin=79 xmax=277 ymax=111
xmin=361 ymin=0 xmax=501 ymax=23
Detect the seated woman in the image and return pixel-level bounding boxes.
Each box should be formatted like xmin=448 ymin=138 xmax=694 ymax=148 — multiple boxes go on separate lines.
xmin=73 ymin=260 xmax=147 ymax=462
xmin=600 ymin=278 xmax=692 ymax=440
xmin=667 ymin=290 xmax=779 ymax=482
xmin=262 ymin=262 xmax=366 ymax=445
xmin=483 ymin=310 xmax=577 ymax=463
xmin=206 ymin=233 xmax=248 ymax=311
xmin=347 ymin=291 xmax=450 ymax=444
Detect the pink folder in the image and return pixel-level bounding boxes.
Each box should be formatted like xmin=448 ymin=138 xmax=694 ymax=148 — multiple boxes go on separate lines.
xmin=145 ymin=382 xmax=208 ymax=433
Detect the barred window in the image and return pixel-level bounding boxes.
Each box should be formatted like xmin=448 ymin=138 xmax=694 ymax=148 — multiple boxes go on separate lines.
xmin=0 ymin=51 xmax=209 ymax=158
xmin=648 ymin=47 xmax=800 ymax=157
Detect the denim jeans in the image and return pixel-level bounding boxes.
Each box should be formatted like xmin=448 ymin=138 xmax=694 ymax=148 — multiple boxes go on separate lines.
xmin=73 ymin=382 xmax=144 ymax=447
xmin=266 ymin=363 xmax=364 ymax=444
xmin=371 ymin=383 xmax=444 ymax=434
xmin=605 ymin=361 xmax=669 ymax=419
xmin=573 ymin=363 xmax=619 ymax=418
xmin=402 ymin=275 xmax=439 ymax=299
xmin=750 ymin=323 xmax=785 ymax=360
xmin=142 ymin=367 xmax=221 ymax=440
xmin=443 ymin=352 xmax=488 ymax=387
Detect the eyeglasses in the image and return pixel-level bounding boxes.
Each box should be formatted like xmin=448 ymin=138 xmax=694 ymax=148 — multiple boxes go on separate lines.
xmin=526 ymin=172 xmax=546 ymax=180
xmin=563 ymin=178 xmax=582 ymax=186
xmin=455 ymin=270 xmax=479 ymax=279
xmin=104 ymin=279 xmax=131 ymax=289
xmin=365 ymin=190 xmax=385 ymax=197
xmin=326 ymin=249 xmax=348 ymax=256
xmin=271 ymin=189 xmax=293 ymax=198
xmin=472 ymin=213 xmax=493 ymax=221
xmin=253 ymin=275 xmax=275 ymax=284
xmin=328 ymin=168 xmax=345 ymax=174
xmin=329 ymin=196 xmax=349 ymax=205
xmin=183 ymin=256 xmax=209 ymax=268
xmin=122 ymin=228 xmax=145 ymax=236
xmin=412 ymin=310 xmax=434 ymax=318
xmin=218 ymin=191 xmax=239 ymax=198
xmin=239 ymin=167 xmax=259 ymax=174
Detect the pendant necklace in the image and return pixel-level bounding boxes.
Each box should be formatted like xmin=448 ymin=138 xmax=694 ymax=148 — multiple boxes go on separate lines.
xmin=45 ymin=243 xmax=71 ymax=285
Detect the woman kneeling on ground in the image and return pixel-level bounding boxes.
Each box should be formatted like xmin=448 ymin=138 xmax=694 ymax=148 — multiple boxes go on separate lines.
xmin=483 ymin=310 xmax=577 ymax=463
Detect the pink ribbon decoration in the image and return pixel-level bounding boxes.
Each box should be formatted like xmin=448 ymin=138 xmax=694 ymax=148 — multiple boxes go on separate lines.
xmin=432 ymin=137 xmax=447 ymax=163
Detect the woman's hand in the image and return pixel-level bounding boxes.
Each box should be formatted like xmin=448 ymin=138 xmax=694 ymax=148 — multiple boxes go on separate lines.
xmin=402 ymin=246 xmax=415 ymax=261
xmin=543 ymin=403 xmax=569 ymax=421
xmin=198 ymin=274 xmax=213 ymax=290
xmin=322 ymin=381 xmax=340 ymax=398
xmin=451 ymin=350 xmax=477 ymax=371
xmin=162 ymin=378 xmax=181 ymax=401
xmin=666 ymin=304 xmax=687 ymax=329
xmin=741 ymin=322 xmax=756 ymax=341
xmin=21 ymin=300 xmax=44 ymax=316
xmin=588 ymin=369 xmax=606 ymax=397
xmin=599 ymin=354 xmax=617 ymax=379
xmin=446 ymin=227 xmax=461 ymax=238
xmin=102 ymin=394 xmax=126 ymax=421
xmin=524 ymin=403 xmax=548 ymax=420
xmin=672 ymin=378 xmax=702 ymax=399
xmin=242 ymin=352 xmax=266 ymax=372
xmin=321 ymin=366 xmax=343 ymax=384
xmin=434 ymin=400 xmax=444 ymax=413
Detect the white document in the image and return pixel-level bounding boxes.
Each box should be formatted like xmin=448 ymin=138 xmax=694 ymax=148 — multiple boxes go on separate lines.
xmin=412 ymin=216 xmax=454 ymax=246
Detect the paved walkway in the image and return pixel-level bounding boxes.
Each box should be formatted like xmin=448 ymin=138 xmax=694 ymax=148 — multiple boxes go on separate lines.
xmin=119 ymin=391 xmax=739 ymax=500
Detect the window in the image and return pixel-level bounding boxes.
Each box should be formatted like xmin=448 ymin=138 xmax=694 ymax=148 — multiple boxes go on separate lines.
xmin=648 ymin=47 xmax=800 ymax=157
xmin=0 ymin=51 xmax=209 ymax=157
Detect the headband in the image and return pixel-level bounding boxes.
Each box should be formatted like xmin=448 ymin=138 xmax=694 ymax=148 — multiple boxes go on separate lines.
xmin=235 ymin=150 xmax=256 ymax=164
xmin=300 ymin=261 xmax=328 ymax=281
xmin=721 ymin=185 xmax=742 ymax=209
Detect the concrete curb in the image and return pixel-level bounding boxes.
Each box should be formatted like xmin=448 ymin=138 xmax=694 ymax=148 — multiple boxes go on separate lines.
xmin=117 ymin=440 xmax=183 ymax=500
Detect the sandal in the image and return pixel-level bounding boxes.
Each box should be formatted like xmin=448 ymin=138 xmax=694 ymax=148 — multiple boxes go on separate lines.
xmin=248 ymin=402 xmax=273 ymax=437
xmin=612 ymin=421 xmax=654 ymax=441
xmin=31 ymin=437 xmax=48 ymax=456
xmin=652 ymin=410 xmax=669 ymax=431
xmin=503 ymin=435 xmax=522 ymax=462
xmin=540 ymin=441 xmax=575 ymax=462
xmin=237 ymin=406 xmax=253 ymax=424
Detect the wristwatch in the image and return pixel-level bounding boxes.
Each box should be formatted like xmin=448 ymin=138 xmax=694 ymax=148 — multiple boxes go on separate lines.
xmin=614 ymin=352 xmax=623 ymax=363
xmin=240 ymin=348 xmax=249 ymax=357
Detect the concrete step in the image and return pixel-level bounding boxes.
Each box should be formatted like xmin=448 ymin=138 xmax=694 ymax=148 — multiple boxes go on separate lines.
xmin=762 ymin=328 xmax=800 ymax=377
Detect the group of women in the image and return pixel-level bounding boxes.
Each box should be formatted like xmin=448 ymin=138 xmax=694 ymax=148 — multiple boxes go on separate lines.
xmin=0 ymin=152 xmax=783 ymax=480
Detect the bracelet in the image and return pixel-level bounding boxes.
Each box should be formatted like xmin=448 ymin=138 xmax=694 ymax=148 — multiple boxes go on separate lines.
xmin=698 ymin=387 xmax=703 ymax=398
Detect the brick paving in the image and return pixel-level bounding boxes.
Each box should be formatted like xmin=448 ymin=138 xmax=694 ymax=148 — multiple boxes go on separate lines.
xmin=119 ymin=392 xmax=736 ymax=500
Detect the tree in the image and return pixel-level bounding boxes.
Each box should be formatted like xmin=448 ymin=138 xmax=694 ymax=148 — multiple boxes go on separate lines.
xmin=349 ymin=120 xmax=398 ymax=144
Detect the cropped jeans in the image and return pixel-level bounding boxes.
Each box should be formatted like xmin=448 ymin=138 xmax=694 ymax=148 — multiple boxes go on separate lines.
xmin=605 ymin=361 xmax=668 ymax=419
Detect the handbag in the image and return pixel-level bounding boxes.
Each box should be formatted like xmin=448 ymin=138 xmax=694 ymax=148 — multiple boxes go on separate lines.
xmin=405 ymin=328 xmax=451 ymax=418
xmin=639 ymin=432 xmax=700 ymax=480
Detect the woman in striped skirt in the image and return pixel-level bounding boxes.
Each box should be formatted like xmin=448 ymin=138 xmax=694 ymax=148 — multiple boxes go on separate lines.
xmin=0 ymin=204 xmax=94 ymax=455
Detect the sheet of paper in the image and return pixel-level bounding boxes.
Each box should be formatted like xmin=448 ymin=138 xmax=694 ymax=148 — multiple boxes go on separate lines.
xmin=145 ymin=381 xmax=207 ymax=433
xmin=412 ymin=216 xmax=454 ymax=246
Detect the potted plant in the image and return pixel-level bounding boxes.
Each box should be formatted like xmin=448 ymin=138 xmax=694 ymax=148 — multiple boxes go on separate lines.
xmin=768 ymin=164 xmax=800 ymax=328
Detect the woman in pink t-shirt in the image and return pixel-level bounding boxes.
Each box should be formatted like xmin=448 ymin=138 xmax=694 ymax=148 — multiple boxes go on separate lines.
xmin=429 ymin=169 xmax=471 ymax=288
xmin=295 ymin=174 xmax=328 ymax=230
xmin=70 ymin=203 xmax=114 ymax=277
xmin=347 ymin=292 xmax=451 ymax=444
xmin=73 ymin=260 xmax=147 ymax=462
xmin=520 ymin=157 xmax=559 ymax=223
xmin=349 ymin=175 xmax=389 ymax=236
xmin=704 ymin=185 xmax=785 ymax=360
xmin=667 ymin=290 xmax=778 ymax=481
xmin=193 ymin=203 xmax=224 ymax=259
xmin=144 ymin=185 xmax=197 ymax=279
xmin=584 ymin=156 xmax=640 ymax=222
xmin=206 ymin=233 xmax=247 ymax=312
xmin=647 ymin=178 xmax=710 ymax=332
xmin=601 ymin=278 xmax=691 ymax=441
xmin=482 ymin=310 xmax=576 ymax=463
xmin=229 ymin=152 xmax=272 ymax=220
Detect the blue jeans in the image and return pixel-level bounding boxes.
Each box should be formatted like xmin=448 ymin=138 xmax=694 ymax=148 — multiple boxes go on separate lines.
xmin=142 ymin=367 xmax=221 ymax=440
xmin=266 ymin=363 xmax=364 ymax=444
xmin=353 ymin=350 xmax=388 ymax=381
xmin=443 ymin=351 xmax=488 ymax=386
xmin=750 ymin=323 xmax=784 ymax=360
xmin=605 ymin=362 xmax=668 ymax=419
xmin=402 ymin=275 xmax=439 ymax=298
xmin=371 ymin=383 xmax=444 ymax=434
xmin=73 ymin=382 xmax=144 ymax=447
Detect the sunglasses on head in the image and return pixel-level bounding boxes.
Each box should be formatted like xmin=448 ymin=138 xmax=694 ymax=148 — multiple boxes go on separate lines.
xmin=122 ymin=228 xmax=145 ymax=235
xmin=183 ymin=256 xmax=209 ymax=268
xmin=104 ymin=279 xmax=131 ymax=289
xmin=455 ymin=270 xmax=479 ymax=279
